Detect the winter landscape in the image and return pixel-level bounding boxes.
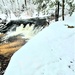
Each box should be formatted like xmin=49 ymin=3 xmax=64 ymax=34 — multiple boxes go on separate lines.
xmin=0 ymin=0 xmax=75 ymax=75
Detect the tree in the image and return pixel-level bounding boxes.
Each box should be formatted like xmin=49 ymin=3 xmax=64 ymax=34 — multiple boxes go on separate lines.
xmin=25 ymin=0 xmax=27 ymax=5
xmin=32 ymin=0 xmax=55 ymax=16
xmin=2 ymin=0 xmax=5 ymax=6
xmin=66 ymin=0 xmax=75 ymax=16
xmin=55 ymin=1 xmax=60 ymax=21
xmin=62 ymin=0 xmax=65 ymax=20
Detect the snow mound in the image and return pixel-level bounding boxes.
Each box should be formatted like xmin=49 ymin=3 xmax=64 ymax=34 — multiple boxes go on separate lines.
xmin=4 ymin=15 xmax=75 ymax=75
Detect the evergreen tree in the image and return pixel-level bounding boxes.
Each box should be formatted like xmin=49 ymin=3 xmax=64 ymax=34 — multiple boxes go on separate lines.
xmin=66 ymin=0 xmax=75 ymax=16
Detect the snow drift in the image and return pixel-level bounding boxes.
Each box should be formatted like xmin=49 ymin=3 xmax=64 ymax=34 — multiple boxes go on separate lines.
xmin=4 ymin=13 xmax=75 ymax=75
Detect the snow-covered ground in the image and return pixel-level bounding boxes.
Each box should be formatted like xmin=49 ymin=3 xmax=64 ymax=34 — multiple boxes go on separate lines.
xmin=4 ymin=12 xmax=75 ymax=75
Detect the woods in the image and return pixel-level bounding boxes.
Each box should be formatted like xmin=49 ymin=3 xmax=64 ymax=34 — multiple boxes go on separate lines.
xmin=0 ymin=0 xmax=75 ymax=21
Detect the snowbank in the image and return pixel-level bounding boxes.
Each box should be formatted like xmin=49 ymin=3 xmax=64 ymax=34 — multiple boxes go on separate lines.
xmin=0 ymin=14 xmax=7 ymax=20
xmin=4 ymin=14 xmax=75 ymax=75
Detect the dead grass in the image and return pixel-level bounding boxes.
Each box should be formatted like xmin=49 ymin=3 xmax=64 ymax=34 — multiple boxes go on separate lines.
xmin=0 ymin=34 xmax=26 ymax=56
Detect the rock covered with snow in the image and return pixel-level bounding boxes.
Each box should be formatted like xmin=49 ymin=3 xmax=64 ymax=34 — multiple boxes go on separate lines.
xmin=4 ymin=14 xmax=75 ymax=75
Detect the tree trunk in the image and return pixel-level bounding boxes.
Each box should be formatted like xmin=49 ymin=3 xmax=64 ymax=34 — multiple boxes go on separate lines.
xmin=25 ymin=0 xmax=27 ymax=6
xmin=17 ymin=0 xmax=20 ymax=10
xmin=2 ymin=0 xmax=5 ymax=6
xmin=55 ymin=1 xmax=59 ymax=21
xmin=62 ymin=0 xmax=65 ymax=20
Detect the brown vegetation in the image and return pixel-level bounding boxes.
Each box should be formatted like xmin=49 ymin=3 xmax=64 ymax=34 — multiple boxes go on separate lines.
xmin=65 ymin=24 xmax=75 ymax=28
xmin=0 ymin=39 xmax=25 ymax=56
xmin=0 ymin=34 xmax=26 ymax=56
xmin=0 ymin=33 xmax=27 ymax=75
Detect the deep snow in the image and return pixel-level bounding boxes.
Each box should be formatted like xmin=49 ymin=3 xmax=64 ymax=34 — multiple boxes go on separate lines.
xmin=4 ymin=12 xmax=75 ymax=75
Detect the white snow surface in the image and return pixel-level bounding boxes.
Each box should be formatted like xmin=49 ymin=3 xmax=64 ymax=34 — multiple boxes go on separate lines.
xmin=4 ymin=13 xmax=75 ymax=75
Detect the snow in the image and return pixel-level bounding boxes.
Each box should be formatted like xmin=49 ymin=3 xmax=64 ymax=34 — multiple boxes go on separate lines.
xmin=4 ymin=13 xmax=75 ymax=75
xmin=0 ymin=14 xmax=7 ymax=20
xmin=64 ymin=12 xmax=75 ymax=26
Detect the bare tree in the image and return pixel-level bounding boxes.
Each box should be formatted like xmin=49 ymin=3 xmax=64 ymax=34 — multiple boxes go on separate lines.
xmin=55 ymin=1 xmax=60 ymax=21
xmin=25 ymin=0 xmax=27 ymax=6
xmin=62 ymin=0 xmax=65 ymax=20
xmin=17 ymin=0 xmax=20 ymax=10
xmin=1 ymin=0 xmax=5 ymax=6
